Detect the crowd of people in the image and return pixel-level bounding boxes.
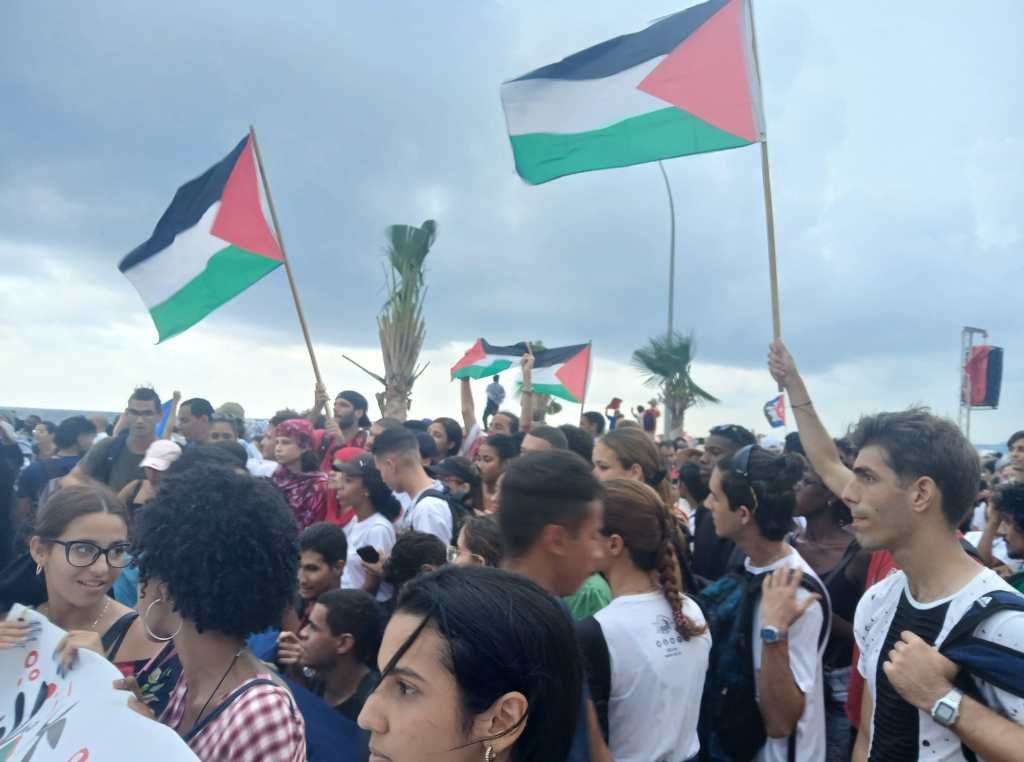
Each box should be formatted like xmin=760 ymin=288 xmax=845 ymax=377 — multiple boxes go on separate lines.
xmin=1 ymin=338 xmax=1023 ymax=762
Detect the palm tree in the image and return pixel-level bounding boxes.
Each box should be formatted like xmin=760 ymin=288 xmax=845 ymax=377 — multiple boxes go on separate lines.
xmin=632 ymin=331 xmax=718 ymax=436
xmin=374 ymin=219 xmax=437 ymax=419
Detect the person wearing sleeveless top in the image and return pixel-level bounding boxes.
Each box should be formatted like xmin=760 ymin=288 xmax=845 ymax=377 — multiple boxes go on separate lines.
xmin=134 ymin=464 xmax=305 ymax=761
xmin=0 ymin=483 xmax=175 ymax=712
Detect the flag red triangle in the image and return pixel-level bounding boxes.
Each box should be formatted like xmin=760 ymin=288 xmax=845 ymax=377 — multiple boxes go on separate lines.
xmin=555 ymin=344 xmax=591 ymax=402
xmin=637 ymin=0 xmax=758 ymax=142
xmin=210 ymin=136 xmax=284 ymax=262
xmin=451 ymin=339 xmax=486 ymax=378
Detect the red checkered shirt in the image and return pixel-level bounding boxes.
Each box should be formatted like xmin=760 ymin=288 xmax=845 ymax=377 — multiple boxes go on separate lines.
xmin=162 ymin=673 xmax=306 ymax=762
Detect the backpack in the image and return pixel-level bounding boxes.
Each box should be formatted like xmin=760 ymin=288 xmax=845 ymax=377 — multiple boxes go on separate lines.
xmin=94 ymin=432 xmax=129 ymax=486
xmin=938 ymin=588 xmax=1024 ymax=762
xmin=696 ymin=569 xmax=830 ymax=762
xmin=414 ymin=487 xmax=470 ymax=544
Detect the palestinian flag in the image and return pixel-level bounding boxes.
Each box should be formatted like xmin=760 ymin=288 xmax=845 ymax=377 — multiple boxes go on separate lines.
xmin=529 ymin=343 xmax=592 ymax=403
xmin=119 ymin=135 xmax=284 ymax=342
xmin=501 ymin=0 xmax=763 ymax=184
xmin=451 ymin=339 xmax=531 ymax=380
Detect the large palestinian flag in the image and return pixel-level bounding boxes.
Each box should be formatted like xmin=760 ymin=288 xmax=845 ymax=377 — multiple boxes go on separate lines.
xmin=119 ymin=135 xmax=284 ymax=342
xmin=501 ymin=0 xmax=763 ymax=184
xmin=451 ymin=339 xmax=531 ymax=380
xmin=529 ymin=343 xmax=592 ymax=403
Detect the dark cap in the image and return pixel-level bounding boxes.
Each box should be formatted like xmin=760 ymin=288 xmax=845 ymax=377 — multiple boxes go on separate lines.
xmin=332 ymin=451 xmax=375 ymax=476
xmin=336 ymin=390 xmax=372 ymax=428
xmin=432 ymin=456 xmax=480 ymax=487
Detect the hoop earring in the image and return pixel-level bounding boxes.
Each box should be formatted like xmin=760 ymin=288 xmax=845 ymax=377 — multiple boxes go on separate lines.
xmin=484 ymin=746 xmax=495 ymax=762
xmin=143 ymin=597 xmax=182 ymax=642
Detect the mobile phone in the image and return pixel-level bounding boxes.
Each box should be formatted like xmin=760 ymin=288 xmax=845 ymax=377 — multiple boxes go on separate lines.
xmin=356 ymin=546 xmax=380 ymax=564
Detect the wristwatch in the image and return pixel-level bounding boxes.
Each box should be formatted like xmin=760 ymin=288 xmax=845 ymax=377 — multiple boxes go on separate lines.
xmin=930 ymin=688 xmax=963 ymax=727
xmin=760 ymin=625 xmax=788 ymax=644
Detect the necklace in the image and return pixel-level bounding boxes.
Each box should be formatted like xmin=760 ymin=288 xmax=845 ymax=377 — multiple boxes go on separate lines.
xmin=90 ymin=598 xmax=110 ymax=631
xmin=38 ymin=597 xmax=110 ymax=632
xmin=192 ymin=647 xmax=247 ymax=730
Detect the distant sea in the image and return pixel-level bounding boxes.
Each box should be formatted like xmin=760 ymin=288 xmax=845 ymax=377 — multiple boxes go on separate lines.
xmin=2 ymin=406 xmax=120 ymax=425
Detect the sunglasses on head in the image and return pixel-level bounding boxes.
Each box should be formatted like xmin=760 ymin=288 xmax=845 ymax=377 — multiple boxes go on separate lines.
xmin=728 ymin=444 xmax=759 ymax=512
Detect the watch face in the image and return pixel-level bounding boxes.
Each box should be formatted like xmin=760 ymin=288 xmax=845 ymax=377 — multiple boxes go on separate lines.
xmin=760 ymin=627 xmax=779 ymax=643
xmin=935 ymin=703 xmax=955 ymax=724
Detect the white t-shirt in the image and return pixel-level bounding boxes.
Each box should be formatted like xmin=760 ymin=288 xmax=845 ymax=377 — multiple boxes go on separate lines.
xmin=855 ymin=567 xmax=1024 ymax=761
xmin=396 ymin=480 xmax=452 ymax=545
xmin=341 ymin=512 xmax=397 ymax=602
xmin=594 ymin=592 xmax=710 ymax=762
xmin=747 ymin=549 xmax=828 ymax=762
xmin=459 ymin=423 xmax=483 ymax=457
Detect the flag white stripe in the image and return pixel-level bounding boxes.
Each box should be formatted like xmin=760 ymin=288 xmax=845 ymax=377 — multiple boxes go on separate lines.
xmin=121 ymin=203 xmax=227 ymax=308
xmin=502 ymin=56 xmax=666 ymax=137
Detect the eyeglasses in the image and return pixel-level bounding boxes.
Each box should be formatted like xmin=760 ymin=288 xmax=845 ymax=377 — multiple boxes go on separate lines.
xmin=446 ymin=546 xmax=485 ymax=566
xmin=46 ymin=539 xmax=130 ymax=568
xmin=728 ymin=445 xmax=759 ymax=512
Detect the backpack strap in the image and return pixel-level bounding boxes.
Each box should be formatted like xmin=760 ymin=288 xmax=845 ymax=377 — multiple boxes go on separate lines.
xmin=415 ymin=488 xmax=465 ymax=538
xmin=183 ymin=678 xmax=279 ymax=743
xmin=820 ymin=539 xmax=861 ymax=587
xmin=575 ymin=616 xmax=611 ymax=743
xmin=939 ymin=589 xmax=1024 ymax=696
xmin=102 ymin=611 xmax=139 ymax=661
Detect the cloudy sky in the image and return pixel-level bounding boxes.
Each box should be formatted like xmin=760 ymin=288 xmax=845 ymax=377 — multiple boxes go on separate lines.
xmin=2 ymin=1 xmax=1021 ymax=444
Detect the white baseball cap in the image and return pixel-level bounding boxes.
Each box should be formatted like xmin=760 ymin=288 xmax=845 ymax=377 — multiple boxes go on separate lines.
xmin=140 ymin=439 xmax=182 ymax=471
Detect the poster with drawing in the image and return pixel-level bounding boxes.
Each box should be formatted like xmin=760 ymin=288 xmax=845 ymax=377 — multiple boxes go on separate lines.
xmin=1 ymin=604 xmax=197 ymax=761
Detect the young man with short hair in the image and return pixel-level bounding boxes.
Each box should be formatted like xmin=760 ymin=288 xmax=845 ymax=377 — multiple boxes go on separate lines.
xmin=521 ymin=424 xmax=569 ymax=454
xmin=770 ymin=340 xmax=1024 ymax=762
xmin=995 ymin=483 xmax=1024 ymax=593
xmin=498 ymin=449 xmax=611 ymax=762
xmin=293 ymin=589 xmax=383 ymax=722
xmin=692 ymin=423 xmax=756 ymax=582
xmin=278 ymin=522 xmax=348 ymax=661
xmin=16 ymin=415 xmax=96 ymax=520
xmin=580 ymin=411 xmax=606 ymax=437
xmin=373 ymin=427 xmax=452 ymax=545
xmin=483 ymin=374 xmax=506 ymax=430
xmin=1008 ymin=430 xmax=1024 ymax=474
xmin=71 ymin=387 xmax=160 ymax=491
xmin=177 ymin=397 xmax=213 ymax=445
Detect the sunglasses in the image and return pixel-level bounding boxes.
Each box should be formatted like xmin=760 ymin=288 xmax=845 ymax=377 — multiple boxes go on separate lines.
xmin=728 ymin=444 xmax=759 ymax=512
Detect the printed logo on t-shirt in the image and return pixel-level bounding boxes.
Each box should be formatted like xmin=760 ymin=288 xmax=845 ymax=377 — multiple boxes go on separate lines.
xmin=653 ymin=615 xmax=683 ymax=657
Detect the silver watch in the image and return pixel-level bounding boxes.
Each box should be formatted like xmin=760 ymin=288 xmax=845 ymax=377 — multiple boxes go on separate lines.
xmin=930 ymin=688 xmax=963 ymax=727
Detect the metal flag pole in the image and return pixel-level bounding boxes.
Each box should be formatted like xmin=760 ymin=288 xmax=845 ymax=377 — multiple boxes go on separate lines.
xmin=658 ymin=160 xmax=677 ymax=340
xmin=248 ymin=125 xmax=324 ymax=389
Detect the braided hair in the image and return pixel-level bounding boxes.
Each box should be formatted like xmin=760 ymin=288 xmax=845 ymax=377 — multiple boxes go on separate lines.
xmin=602 ymin=479 xmax=705 ymax=639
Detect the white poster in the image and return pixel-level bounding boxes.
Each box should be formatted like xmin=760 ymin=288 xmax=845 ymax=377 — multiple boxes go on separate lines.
xmin=1 ymin=604 xmax=198 ymax=761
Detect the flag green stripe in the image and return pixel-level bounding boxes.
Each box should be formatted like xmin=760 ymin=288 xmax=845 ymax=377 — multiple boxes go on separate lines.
xmin=509 ymin=106 xmax=753 ymax=185
xmin=149 ymin=245 xmax=281 ymax=342
xmin=532 ymin=382 xmax=581 ymax=404
xmin=452 ymin=359 xmax=516 ymax=380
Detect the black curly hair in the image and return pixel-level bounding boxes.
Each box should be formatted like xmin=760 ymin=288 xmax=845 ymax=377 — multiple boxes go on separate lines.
xmin=383 ymin=531 xmax=446 ymax=593
xmin=717 ymin=446 xmax=804 ymax=541
xmin=133 ymin=464 xmax=299 ymax=638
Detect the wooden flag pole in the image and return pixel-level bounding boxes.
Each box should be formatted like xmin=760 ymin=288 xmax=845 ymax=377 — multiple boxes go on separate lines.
xmin=747 ymin=1 xmax=782 ymax=341
xmin=248 ymin=125 xmax=324 ymax=387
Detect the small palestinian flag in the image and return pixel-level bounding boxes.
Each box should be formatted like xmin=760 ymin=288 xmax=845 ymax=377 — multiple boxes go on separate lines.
xmin=530 ymin=343 xmax=592 ymax=403
xmin=451 ymin=339 xmax=531 ymax=380
xmin=501 ymin=0 xmax=763 ymax=184
xmin=119 ymin=135 xmax=284 ymax=342
xmin=763 ymin=394 xmax=785 ymax=428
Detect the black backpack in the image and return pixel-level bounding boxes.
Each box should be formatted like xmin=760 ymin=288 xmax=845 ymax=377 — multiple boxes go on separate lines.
xmin=696 ymin=569 xmax=830 ymax=762
xmin=414 ymin=487 xmax=470 ymax=544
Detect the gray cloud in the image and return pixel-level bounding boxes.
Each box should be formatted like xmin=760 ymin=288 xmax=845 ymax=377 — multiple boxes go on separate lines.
xmin=2 ymin=0 xmax=1022 ymax=398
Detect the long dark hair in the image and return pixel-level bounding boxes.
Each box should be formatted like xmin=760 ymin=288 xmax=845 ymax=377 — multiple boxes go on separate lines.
xmin=433 ymin=417 xmax=463 ymax=457
xmin=387 ymin=566 xmax=582 ymax=761
xmin=361 ymin=462 xmax=402 ymax=522
xmin=460 ymin=515 xmax=503 ymax=568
